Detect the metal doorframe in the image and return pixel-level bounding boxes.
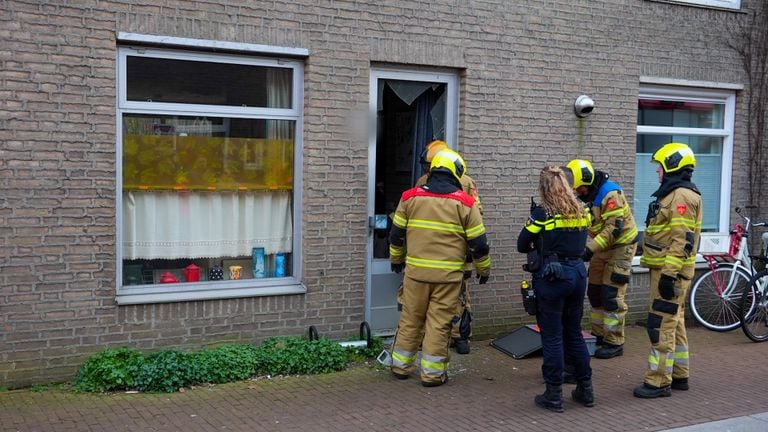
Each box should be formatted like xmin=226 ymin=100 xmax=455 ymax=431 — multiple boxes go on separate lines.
xmin=365 ymin=67 xmax=459 ymax=334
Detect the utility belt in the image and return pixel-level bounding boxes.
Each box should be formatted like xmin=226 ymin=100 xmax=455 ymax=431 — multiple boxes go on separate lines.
xmin=523 ymin=251 xmax=582 ymax=274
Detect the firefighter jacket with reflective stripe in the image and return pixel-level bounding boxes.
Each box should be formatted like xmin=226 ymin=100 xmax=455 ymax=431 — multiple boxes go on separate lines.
xmin=518 ymin=206 xmax=591 ymax=258
xmin=389 ymin=186 xmax=490 ymax=283
xmin=587 ymin=181 xmax=638 ymax=253
xmin=416 ymin=173 xmax=483 ymax=215
xmin=640 ymin=187 xmax=702 ymax=280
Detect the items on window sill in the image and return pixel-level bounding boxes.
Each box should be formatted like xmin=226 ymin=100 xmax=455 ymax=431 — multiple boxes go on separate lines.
xmin=229 ymin=265 xmax=243 ymax=280
xmin=209 ymin=265 xmax=224 ymax=280
xmin=274 ymin=252 xmax=286 ymax=277
xmin=159 ymin=271 xmax=181 ymax=284
xmin=183 ymin=264 xmax=201 ymax=282
xmin=253 ymin=247 xmax=266 ymax=278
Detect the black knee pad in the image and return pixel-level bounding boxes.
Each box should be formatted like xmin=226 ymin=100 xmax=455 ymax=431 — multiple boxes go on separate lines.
xmin=601 ymin=285 xmax=619 ymax=312
xmin=587 ymin=284 xmax=602 ymax=307
xmin=610 ymin=271 xmax=629 ymax=284
xmin=652 ymin=299 xmax=679 ymax=315
xmin=646 ymin=312 xmax=663 ymax=344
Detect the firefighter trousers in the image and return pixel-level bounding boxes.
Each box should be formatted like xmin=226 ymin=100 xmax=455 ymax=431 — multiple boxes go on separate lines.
xmin=587 ymin=243 xmax=636 ymax=346
xmin=451 ymin=277 xmax=472 ymax=340
xmin=644 ymin=269 xmax=690 ymax=388
xmin=391 ymin=276 xmax=461 ymax=384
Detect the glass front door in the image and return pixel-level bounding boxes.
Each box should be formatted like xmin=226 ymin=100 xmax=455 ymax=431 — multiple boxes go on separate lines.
xmin=366 ymin=68 xmax=458 ymax=335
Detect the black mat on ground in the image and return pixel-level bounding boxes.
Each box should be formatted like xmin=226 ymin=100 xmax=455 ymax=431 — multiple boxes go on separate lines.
xmin=490 ymin=325 xmax=542 ymax=359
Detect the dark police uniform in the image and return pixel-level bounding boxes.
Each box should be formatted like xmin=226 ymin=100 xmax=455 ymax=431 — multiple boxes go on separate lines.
xmin=517 ymin=206 xmax=592 ymax=386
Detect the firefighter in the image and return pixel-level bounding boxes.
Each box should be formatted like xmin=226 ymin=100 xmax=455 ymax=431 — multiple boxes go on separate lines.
xmin=634 ymin=143 xmax=702 ymax=398
xmin=517 ymin=166 xmax=594 ymax=412
xmin=415 ymin=140 xmax=483 ymax=355
xmin=565 ymin=159 xmax=638 ymax=359
xmin=389 ymin=149 xmax=491 ymax=387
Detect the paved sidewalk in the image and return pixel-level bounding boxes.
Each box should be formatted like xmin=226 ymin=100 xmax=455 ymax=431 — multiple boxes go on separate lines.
xmin=1 ymin=325 xmax=766 ymax=432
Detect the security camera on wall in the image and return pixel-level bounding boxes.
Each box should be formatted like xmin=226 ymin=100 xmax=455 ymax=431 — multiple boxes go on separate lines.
xmin=574 ymin=95 xmax=595 ymax=118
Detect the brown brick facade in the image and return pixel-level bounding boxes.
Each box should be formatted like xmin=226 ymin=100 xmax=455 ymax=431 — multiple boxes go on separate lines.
xmin=0 ymin=0 xmax=756 ymax=388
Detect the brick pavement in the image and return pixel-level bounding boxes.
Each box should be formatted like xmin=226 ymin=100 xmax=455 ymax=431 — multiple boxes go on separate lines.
xmin=1 ymin=325 xmax=765 ymax=432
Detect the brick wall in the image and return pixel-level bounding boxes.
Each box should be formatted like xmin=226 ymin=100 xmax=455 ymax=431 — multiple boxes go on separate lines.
xmin=0 ymin=0 xmax=758 ymax=388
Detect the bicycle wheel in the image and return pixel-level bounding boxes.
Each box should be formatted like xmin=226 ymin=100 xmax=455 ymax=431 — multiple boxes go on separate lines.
xmin=689 ymin=264 xmax=752 ymax=332
xmin=740 ymin=270 xmax=768 ymax=342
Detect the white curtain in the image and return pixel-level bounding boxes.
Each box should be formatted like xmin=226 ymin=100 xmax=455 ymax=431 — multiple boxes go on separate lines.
xmin=123 ymin=190 xmax=292 ymax=260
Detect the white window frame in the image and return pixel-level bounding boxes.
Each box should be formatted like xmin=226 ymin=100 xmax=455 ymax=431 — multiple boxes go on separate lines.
xmin=634 ymin=84 xmax=736 ymax=267
xmin=115 ymin=43 xmax=306 ymax=304
xmin=649 ymin=0 xmax=741 ymax=10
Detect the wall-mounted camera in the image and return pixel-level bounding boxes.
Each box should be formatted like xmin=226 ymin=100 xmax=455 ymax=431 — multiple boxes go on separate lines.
xmin=574 ymin=95 xmax=595 ymax=118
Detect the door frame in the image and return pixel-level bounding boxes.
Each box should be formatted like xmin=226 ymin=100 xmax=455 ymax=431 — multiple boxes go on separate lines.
xmin=365 ymin=67 xmax=459 ymax=334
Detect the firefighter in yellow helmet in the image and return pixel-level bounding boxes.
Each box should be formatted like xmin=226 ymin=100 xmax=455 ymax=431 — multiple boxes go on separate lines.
xmin=565 ymin=159 xmax=638 ymax=360
xmin=415 ymin=140 xmax=483 ymax=355
xmin=634 ymin=143 xmax=702 ymax=398
xmin=389 ymin=149 xmax=491 ymax=386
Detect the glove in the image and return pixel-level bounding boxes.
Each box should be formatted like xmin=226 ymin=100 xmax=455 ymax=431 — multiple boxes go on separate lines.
xmin=477 ymin=274 xmax=489 ymax=285
xmin=543 ymin=262 xmax=563 ymax=281
xmin=658 ymin=274 xmax=677 ymax=300
xmin=463 ymin=270 xmax=473 ymax=280
xmin=582 ymin=248 xmax=594 ymax=262
xmin=391 ymin=262 xmax=404 ymax=274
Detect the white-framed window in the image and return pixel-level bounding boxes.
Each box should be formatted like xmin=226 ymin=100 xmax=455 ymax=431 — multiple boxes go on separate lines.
xmin=635 ymin=84 xmax=735 ymax=240
xmin=650 ymin=0 xmax=741 ymax=10
xmin=116 ymin=45 xmax=305 ymax=304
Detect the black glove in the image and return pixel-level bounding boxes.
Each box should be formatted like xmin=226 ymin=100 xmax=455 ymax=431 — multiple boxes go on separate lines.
xmin=658 ymin=274 xmax=677 ymax=300
xmin=543 ymin=262 xmax=563 ymax=281
xmin=478 ymin=274 xmax=489 ymax=284
xmin=582 ymin=248 xmax=594 ymax=262
xmin=463 ymin=270 xmax=473 ymax=280
xmin=391 ymin=262 xmax=404 ymax=274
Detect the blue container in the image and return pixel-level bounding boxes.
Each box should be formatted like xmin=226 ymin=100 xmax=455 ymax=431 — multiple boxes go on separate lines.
xmin=274 ymin=253 xmax=286 ymax=277
xmin=252 ymin=247 xmax=266 ymax=278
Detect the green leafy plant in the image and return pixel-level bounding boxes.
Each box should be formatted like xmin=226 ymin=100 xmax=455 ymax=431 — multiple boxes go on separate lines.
xmin=131 ymin=350 xmax=203 ymax=393
xmin=74 ymin=347 xmax=144 ymax=393
xmin=344 ymin=336 xmax=385 ymax=363
xmin=196 ymin=344 xmax=260 ymax=383
xmin=254 ymin=336 xmax=348 ymax=376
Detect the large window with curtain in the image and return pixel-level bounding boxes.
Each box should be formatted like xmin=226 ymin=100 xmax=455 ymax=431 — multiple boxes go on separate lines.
xmin=635 ymin=85 xmax=735 ymax=237
xmin=116 ymin=46 xmax=303 ymax=302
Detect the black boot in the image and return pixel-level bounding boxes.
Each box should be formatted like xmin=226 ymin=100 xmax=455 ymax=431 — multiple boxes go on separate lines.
xmin=591 ymin=334 xmax=604 ymax=346
xmin=535 ymin=383 xmax=564 ymax=413
xmin=633 ymin=383 xmax=672 ymax=398
xmin=454 ymin=338 xmax=470 ymax=355
xmin=671 ymin=378 xmax=689 ymax=391
xmin=594 ymin=343 xmax=623 ymax=359
xmin=571 ymin=380 xmax=595 ymax=407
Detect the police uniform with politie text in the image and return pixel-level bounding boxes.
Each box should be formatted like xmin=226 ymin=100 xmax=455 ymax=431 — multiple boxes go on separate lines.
xmin=415 ymin=140 xmax=483 ymax=355
xmin=565 ymin=160 xmax=638 ymax=359
xmin=517 ymin=179 xmax=594 ymax=412
xmin=634 ymin=143 xmax=702 ymax=399
xmin=389 ymin=149 xmax=491 ymax=387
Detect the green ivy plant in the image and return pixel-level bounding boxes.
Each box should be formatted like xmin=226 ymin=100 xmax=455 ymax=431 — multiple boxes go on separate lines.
xmin=73 ymin=334 xmax=379 ymax=393
xmin=74 ymin=347 xmax=144 ymax=393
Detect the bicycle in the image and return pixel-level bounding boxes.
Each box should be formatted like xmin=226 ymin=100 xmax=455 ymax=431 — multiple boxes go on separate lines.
xmin=689 ymin=207 xmax=767 ymax=332
xmin=739 ymin=232 xmax=768 ymax=342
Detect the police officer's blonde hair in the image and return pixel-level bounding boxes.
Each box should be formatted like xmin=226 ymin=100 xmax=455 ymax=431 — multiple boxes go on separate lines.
xmin=539 ymin=166 xmax=587 ymax=219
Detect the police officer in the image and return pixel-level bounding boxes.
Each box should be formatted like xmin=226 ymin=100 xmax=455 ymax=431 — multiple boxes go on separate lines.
xmin=517 ymin=166 xmax=594 ymax=412
xmin=416 ymin=140 xmax=483 ymax=355
xmin=634 ymin=143 xmax=702 ymax=398
xmin=565 ymin=159 xmax=638 ymax=359
xmin=389 ymin=149 xmax=491 ymax=387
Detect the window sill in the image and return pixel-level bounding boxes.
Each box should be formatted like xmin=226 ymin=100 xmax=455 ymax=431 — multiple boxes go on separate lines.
xmin=116 ymin=282 xmax=307 ymax=305
xmin=645 ymin=0 xmax=743 ymax=12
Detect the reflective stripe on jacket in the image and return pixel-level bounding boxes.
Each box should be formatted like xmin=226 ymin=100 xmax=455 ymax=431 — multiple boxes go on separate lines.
xmin=588 ymin=184 xmax=638 ymax=252
xmin=390 ymin=186 xmax=489 ymax=283
xmin=640 ymin=187 xmax=702 ymax=280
